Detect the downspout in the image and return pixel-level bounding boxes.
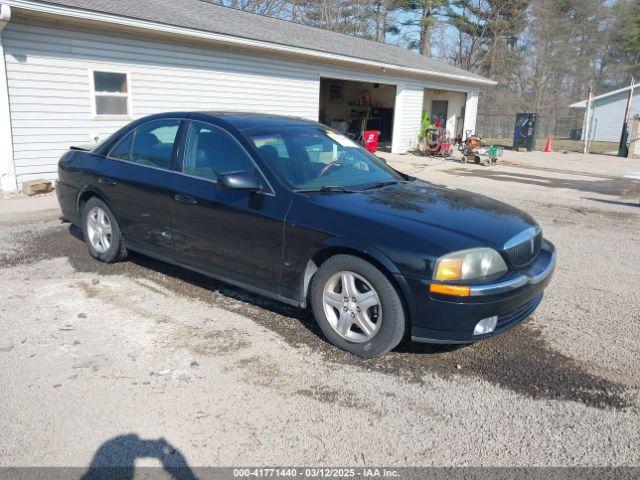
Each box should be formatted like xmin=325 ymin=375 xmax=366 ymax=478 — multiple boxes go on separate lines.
xmin=0 ymin=4 xmax=17 ymax=192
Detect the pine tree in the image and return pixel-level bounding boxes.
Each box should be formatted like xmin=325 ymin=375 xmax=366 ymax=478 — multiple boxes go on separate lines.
xmin=608 ymin=0 xmax=640 ymax=83
xmin=396 ymin=0 xmax=448 ymax=56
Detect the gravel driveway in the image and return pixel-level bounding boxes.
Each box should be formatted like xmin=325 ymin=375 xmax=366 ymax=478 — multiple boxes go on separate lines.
xmin=0 ymin=150 xmax=639 ymax=468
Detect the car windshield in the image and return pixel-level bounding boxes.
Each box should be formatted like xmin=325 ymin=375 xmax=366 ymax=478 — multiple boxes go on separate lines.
xmin=247 ymin=126 xmax=405 ymax=191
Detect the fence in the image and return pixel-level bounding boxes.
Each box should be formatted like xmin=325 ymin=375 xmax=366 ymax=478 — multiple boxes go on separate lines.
xmin=475 ymin=113 xmax=583 ymax=142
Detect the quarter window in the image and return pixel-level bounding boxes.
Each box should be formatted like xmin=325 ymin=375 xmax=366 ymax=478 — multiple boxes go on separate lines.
xmin=92 ymin=71 xmax=129 ymax=116
xmin=129 ymin=120 xmax=180 ymax=170
xmin=183 ymin=122 xmax=255 ymax=181
xmin=108 ymin=131 xmax=134 ymax=161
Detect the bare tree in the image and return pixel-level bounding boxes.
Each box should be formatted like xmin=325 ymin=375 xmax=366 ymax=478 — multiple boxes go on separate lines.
xmin=209 ymin=0 xmax=290 ymax=16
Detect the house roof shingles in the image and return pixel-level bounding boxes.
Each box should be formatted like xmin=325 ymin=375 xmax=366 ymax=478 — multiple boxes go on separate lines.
xmin=23 ymin=0 xmax=493 ymax=85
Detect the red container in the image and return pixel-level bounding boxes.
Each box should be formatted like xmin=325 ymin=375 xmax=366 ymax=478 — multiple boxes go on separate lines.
xmin=362 ymin=130 xmax=381 ymax=154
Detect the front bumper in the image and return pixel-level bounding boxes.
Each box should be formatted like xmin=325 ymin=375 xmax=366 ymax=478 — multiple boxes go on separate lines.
xmin=405 ymin=241 xmax=556 ymax=344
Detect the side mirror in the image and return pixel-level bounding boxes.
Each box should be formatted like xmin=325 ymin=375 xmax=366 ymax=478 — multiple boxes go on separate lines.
xmin=376 ymin=155 xmax=388 ymax=164
xmin=218 ymin=171 xmax=262 ymax=192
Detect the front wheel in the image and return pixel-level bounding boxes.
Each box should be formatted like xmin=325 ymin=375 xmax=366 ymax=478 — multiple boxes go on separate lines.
xmin=310 ymin=255 xmax=406 ymax=358
xmin=82 ymin=197 xmax=127 ymax=263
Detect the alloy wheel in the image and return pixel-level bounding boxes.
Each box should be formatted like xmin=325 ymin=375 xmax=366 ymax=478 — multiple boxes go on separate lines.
xmin=322 ymin=271 xmax=382 ymax=343
xmin=86 ymin=206 xmax=112 ymax=254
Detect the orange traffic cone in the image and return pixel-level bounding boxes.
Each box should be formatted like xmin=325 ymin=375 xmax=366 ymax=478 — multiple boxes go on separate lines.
xmin=544 ymin=136 xmax=552 ymax=153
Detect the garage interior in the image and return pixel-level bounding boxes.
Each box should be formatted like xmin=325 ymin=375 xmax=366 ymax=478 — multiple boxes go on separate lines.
xmin=319 ymin=78 xmax=396 ymax=150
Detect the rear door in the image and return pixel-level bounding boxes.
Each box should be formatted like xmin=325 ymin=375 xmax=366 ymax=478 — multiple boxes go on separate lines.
xmin=170 ymin=120 xmax=289 ymax=293
xmin=99 ymin=119 xmax=183 ymax=257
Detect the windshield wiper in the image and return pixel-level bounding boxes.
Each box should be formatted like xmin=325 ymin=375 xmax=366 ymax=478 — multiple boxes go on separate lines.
xmin=359 ymin=180 xmax=402 ymax=191
xmin=294 ymin=185 xmax=357 ymax=193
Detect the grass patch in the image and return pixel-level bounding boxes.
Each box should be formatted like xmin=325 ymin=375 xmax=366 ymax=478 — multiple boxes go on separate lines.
xmin=483 ymin=138 xmax=619 ymax=154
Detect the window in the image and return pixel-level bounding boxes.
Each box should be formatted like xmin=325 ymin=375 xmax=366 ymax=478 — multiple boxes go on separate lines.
xmin=108 ymin=131 xmax=134 ymax=161
xmin=182 ymin=122 xmax=255 ymax=181
xmin=303 ymin=138 xmax=336 ymax=165
xmin=249 ymin=126 xmax=403 ymax=190
xmin=92 ymin=71 xmax=129 ymax=116
xmin=129 ymin=120 xmax=180 ymax=170
xmin=253 ymin=135 xmax=289 ymax=159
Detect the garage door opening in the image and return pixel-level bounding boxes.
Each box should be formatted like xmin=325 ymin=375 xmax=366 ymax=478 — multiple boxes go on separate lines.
xmin=319 ymin=78 xmax=396 ymax=152
xmin=423 ymin=88 xmax=468 ymax=142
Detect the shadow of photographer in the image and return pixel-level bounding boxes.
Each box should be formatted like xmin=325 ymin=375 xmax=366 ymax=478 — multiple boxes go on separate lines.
xmin=81 ymin=434 xmax=197 ymax=480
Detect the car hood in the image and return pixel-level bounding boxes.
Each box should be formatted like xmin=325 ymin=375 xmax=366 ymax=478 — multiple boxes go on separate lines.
xmin=306 ymin=180 xmax=539 ymax=251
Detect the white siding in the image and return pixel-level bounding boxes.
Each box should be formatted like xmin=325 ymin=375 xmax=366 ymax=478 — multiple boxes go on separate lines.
xmin=463 ymin=89 xmax=479 ymax=138
xmin=2 ymin=18 xmax=320 ymax=185
xmin=1 ymin=16 xmax=483 ymax=187
xmin=391 ymin=84 xmax=424 ymax=153
xmin=587 ymin=89 xmax=640 ymax=143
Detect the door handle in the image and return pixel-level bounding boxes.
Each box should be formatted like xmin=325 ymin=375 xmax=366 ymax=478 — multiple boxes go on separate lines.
xmin=98 ymin=177 xmax=117 ymax=186
xmin=174 ymin=194 xmax=197 ymax=205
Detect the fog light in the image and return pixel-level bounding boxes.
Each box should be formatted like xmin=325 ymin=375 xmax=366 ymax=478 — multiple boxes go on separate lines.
xmin=474 ymin=316 xmax=498 ymax=336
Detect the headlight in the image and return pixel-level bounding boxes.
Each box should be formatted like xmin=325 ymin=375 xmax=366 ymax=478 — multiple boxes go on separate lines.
xmin=434 ymin=248 xmax=507 ymax=281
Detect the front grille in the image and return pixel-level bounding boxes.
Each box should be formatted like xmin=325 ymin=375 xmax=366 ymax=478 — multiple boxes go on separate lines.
xmin=504 ymin=229 xmax=542 ymax=268
xmin=496 ymin=294 xmax=543 ymax=330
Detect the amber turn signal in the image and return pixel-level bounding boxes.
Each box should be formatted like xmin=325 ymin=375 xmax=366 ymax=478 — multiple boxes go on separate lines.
xmin=429 ymin=283 xmax=471 ymax=297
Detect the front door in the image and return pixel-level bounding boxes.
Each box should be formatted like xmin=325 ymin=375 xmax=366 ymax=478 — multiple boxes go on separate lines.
xmin=431 ymin=100 xmax=449 ymax=126
xmin=170 ymin=120 xmax=289 ymax=293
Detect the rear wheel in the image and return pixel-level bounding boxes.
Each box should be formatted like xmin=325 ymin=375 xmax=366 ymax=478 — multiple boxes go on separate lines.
xmin=82 ymin=197 xmax=127 ymax=263
xmin=311 ymin=255 xmax=405 ymax=358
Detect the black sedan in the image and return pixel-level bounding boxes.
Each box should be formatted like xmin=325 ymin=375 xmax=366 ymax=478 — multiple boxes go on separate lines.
xmin=56 ymin=112 xmax=556 ymax=358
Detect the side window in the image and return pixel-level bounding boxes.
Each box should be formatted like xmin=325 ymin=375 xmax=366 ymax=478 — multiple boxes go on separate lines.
xmin=108 ymin=131 xmax=134 ymax=161
xmin=129 ymin=120 xmax=180 ymax=170
xmin=183 ymin=122 xmax=255 ymax=181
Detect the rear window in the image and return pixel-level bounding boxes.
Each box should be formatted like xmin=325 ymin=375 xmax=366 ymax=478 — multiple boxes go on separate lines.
xmin=129 ymin=120 xmax=181 ymax=170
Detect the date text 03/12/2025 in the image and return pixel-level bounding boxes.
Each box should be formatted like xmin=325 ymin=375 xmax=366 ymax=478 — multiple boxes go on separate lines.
xmin=232 ymin=468 xmax=400 ymax=478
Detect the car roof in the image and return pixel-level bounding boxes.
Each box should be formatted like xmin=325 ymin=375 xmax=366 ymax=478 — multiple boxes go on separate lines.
xmin=95 ymin=111 xmax=328 ymax=155
xmin=139 ymin=111 xmax=324 ymax=130
xmin=193 ymin=112 xmax=324 ymax=131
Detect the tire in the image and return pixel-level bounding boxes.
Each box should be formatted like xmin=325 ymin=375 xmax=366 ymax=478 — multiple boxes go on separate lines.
xmin=82 ymin=197 xmax=127 ymax=263
xmin=310 ymin=255 xmax=406 ymax=358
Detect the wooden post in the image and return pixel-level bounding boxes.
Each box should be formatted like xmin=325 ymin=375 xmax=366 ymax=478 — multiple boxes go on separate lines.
xmin=629 ymin=115 xmax=640 ymax=159
xmin=583 ymin=87 xmax=592 ymax=155
xmin=619 ymin=79 xmax=635 ymax=157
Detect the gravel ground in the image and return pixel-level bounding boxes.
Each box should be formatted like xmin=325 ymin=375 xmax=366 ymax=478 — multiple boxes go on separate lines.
xmin=0 ymin=150 xmax=639 ymax=468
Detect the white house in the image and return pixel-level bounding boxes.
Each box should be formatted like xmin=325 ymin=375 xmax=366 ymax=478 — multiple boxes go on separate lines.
xmin=0 ymin=0 xmax=494 ymax=192
xmin=571 ymin=84 xmax=640 ymax=143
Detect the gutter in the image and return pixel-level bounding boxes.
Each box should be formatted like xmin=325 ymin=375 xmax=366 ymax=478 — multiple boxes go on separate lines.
xmin=571 ymin=84 xmax=638 ymax=109
xmin=6 ymin=0 xmax=497 ymax=87
xmin=0 ymin=3 xmax=18 ymax=192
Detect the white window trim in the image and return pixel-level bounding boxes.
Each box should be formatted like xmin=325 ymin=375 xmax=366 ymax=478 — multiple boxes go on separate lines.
xmin=88 ymin=68 xmax=133 ymax=120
